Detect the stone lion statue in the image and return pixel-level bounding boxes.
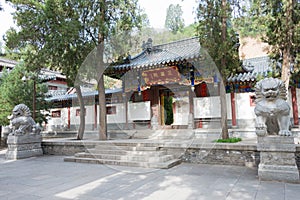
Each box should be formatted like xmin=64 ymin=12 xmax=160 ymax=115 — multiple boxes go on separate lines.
xmin=254 ymin=77 xmax=291 ymax=136
xmin=8 ymin=104 xmax=41 ymax=135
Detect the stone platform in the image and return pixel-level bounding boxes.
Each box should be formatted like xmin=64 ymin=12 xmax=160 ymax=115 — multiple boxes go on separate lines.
xmin=6 ymin=134 xmax=43 ymax=160
xmin=257 ymin=136 xmax=299 ymax=183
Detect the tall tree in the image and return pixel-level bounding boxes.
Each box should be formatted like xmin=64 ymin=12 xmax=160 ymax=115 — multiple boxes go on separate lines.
xmin=78 ymin=0 xmax=144 ymax=140
xmin=196 ymin=0 xmax=241 ymax=139
xmin=5 ymin=0 xmax=144 ymax=140
xmin=0 ymin=63 xmax=49 ymax=126
xmin=234 ymin=0 xmax=300 ymax=89
xmin=5 ymin=0 xmax=91 ymax=139
xmin=165 ymin=4 xmax=185 ymax=34
xmin=258 ymin=0 xmax=299 ymax=90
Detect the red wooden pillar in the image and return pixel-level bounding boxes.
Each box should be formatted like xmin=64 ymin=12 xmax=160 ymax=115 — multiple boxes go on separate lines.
xmin=124 ymin=93 xmax=129 ymax=129
xmin=189 ymin=88 xmax=195 ymax=128
xmin=94 ymin=104 xmax=97 ymax=129
xmin=291 ymin=86 xmax=299 ymax=127
xmin=67 ymin=107 xmax=71 ymax=129
xmin=230 ymin=92 xmax=237 ymax=127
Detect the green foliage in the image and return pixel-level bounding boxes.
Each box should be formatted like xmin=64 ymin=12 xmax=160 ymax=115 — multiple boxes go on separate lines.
xmin=138 ymin=24 xmax=197 ymax=50
xmin=196 ymin=0 xmax=242 ymax=78
xmin=165 ymin=4 xmax=185 ymax=34
xmin=266 ymin=0 xmax=299 ymax=79
xmin=233 ymin=0 xmax=268 ymax=38
xmin=215 ymin=137 xmax=242 ymax=143
xmin=103 ymin=76 xmax=121 ymax=89
xmin=0 ymin=64 xmax=50 ymax=125
xmin=196 ymin=0 xmax=243 ymax=139
xmin=233 ymin=0 xmax=300 ymax=80
xmin=164 ymin=96 xmax=173 ymax=125
xmin=4 ymin=0 xmax=147 ymax=139
xmin=5 ymin=0 xmax=146 ymax=85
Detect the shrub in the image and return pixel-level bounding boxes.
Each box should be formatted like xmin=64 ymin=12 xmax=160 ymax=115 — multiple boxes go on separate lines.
xmin=215 ymin=137 xmax=242 ymax=143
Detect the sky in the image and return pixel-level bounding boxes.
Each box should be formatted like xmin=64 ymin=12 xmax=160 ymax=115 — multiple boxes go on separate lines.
xmin=0 ymin=0 xmax=198 ymax=45
xmin=138 ymin=0 xmax=198 ymax=28
xmin=0 ymin=0 xmax=15 ymax=45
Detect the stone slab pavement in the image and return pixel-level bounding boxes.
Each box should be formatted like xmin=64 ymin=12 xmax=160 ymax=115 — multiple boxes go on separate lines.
xmin=1 ymin=149 xmax=300 ymax=200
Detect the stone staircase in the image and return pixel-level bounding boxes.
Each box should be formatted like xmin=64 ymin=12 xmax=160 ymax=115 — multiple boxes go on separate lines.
xmin=148 ymin=129 xmax=195 ymax=140
xmin=64 ymin=141 xmax=181 ymax=169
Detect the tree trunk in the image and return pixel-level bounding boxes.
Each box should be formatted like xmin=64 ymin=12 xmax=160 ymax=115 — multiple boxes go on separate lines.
xmin=220 ymin=0 xmax=229 ymax=139
xmin=220 ymin=79 xmax=229 ymax=139
xmin=98 ymin=75 xmax=107 ymax=140
xmin=282 ymin=47 xmax=291 ymax=92
xmin=0 ymin=125 xmax=2 ymax=147
xmin=281 ymin=0 xmax=293 ymax=92
xmin=97 ymin=2 xmax=107 ymax=140
xmin=76 ymin=85 xmax=85 ymax=140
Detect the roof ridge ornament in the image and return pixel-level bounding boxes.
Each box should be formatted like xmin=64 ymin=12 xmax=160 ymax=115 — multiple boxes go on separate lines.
xmin=142 ymin=38 xmax=153 ymax=52
xmin=242 ymin=62 xmax=255 ymax=72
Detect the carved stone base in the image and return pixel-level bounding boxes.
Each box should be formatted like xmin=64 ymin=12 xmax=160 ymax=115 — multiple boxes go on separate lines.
xmin=188 ymin=113 xmax=194 ymax=129
xmin=258 ymin=164 xmax=299 ymax=182
xmin=6 ymin=134 xmax=43 ymax=160
xmin=257 ymin=136 xmax=299 ymax=183
xmin=151 ymin=116 xmax=159 ymax=130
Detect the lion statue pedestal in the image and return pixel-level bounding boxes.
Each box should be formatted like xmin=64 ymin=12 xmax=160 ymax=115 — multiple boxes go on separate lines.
xmin=5 ymin=104 xmax=43 ymax=160
xmin=257 ymin=136 xmax=299 ymax=182
xmin=6 ymin=134 xmax=43 ymax=159
xmin=254 ymin=78 xmax=299 ymax=182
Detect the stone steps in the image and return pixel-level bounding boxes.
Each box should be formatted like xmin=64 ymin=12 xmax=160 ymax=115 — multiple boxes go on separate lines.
xmin=64 ymin=156 xmax=181 ymax=169
xmin=149 ymin=130 xmax=195 ymax=140
xmin=87 ymin=149 xmax=167 ymax=156
xmin=74 ymin=152 xmax=174 ymax=162
xmin=64 ymin=142 xmax=181 ymax=169
xmin=94 ymin=145 xmax=160 ymax=151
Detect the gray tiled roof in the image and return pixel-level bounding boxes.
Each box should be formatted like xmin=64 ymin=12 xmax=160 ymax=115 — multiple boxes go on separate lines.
xmin=46 ymin=88 xmax=122 ymax=102
xmin=0 ymin=58 xmax=17 ymax=68
xmin=242 ymin=56 xmax=272 ymax=73
xmin=112 ymin=37 xmax=200 ymax=70
xmin=227 ymin=56 xmax=272 ymax=83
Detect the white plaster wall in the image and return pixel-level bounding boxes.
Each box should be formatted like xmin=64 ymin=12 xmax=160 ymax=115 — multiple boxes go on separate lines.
xmin=46 ymin=88 xmax=300 ymax=129
xmin=107 ymin=103 xmax=126 ymax=124
xmin=194 ymin=90 xmax=299 ymax=122
xmin=85 ymin=105 xmax=95 ymax=125
xmin=69 ymin=105 xmax=95 ymax=128
xmin=235 ymin=93 xmax=256 ymax=119
xmin=47 ymin=108 xmax=68 ymax=130
xmin=173 ymin=96 xmax=189 ymax=125
xmin=193 ymin=94 xmax=232 ymax=119
xmin=70 ymin=106 xmax=80 ymax=126
xmin=128 ymin=101 xmax=151 ymax=121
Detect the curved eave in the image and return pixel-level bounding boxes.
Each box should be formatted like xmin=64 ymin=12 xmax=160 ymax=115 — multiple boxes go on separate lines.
xmin=113 ymin=53 xmax=200 ymax=71
xmin=46 ymin=88 xmax=122 ymax=102
xmin=110 ymin=37 xmax=201 ymax=72
xmin=227 ymin=71 xmax=271 ymax=83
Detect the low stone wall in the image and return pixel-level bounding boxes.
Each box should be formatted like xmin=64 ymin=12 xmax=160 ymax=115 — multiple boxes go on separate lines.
xmin=42 ymin=140 xmax=96 ymax=156
xmin=41 ymin=140 xmax=300 ymax=169
xmin=295 ymin=146 xmax=300 ymax=169
xmin=160 ymin=143 xmax=260 ymax=167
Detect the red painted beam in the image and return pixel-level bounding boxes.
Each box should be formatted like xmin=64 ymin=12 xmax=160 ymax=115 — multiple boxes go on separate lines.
xmin=231 ymin=92 xmax=237 ymax=127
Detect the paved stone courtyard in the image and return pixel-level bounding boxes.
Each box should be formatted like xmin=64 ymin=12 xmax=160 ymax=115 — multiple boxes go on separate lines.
xmin=1 ymin=149 xmax=300 ymax=200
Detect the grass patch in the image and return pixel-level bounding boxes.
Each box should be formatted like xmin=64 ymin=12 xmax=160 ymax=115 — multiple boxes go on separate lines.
xmin=215 ymin=137 xmax=242 ymax=143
